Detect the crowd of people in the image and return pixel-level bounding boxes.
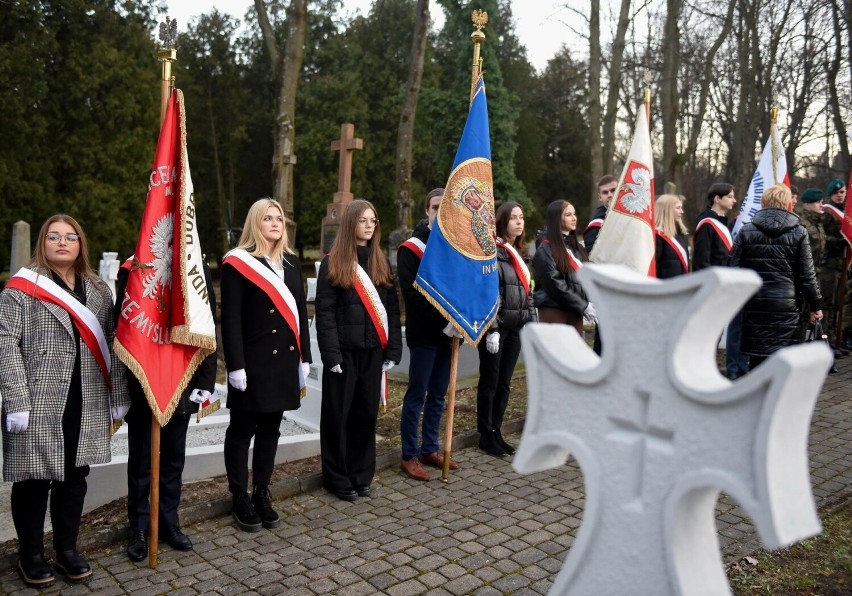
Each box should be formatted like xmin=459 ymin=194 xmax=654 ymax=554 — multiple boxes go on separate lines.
xmin=0 ymin=175 xmax=847 ymax=587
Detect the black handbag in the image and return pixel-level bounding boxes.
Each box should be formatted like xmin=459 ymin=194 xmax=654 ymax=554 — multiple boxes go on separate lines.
xmin=806 ymin=320 xmax=838 ymax=373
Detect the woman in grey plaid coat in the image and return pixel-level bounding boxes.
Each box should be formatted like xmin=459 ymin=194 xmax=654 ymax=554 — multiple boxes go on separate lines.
xmin=0 ymin=214 xmax=129 ymax=588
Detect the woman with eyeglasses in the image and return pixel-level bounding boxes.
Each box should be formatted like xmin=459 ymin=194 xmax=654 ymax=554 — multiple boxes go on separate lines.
xmin=0 ymin=214 xmax=129 ymax=588
xmin=315 ymin=200 xmax=402 ymax=501
xmin=220 ymin=198 xmax=311 ymax=532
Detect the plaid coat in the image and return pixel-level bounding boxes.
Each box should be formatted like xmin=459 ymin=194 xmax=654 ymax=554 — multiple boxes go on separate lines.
xmin=0 ymin=267 xmax=129 ymax=482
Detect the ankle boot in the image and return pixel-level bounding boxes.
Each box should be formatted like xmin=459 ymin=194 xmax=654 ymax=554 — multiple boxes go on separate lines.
xmin=17 ymin=553 xmax=55 ymax=588
xmin=251 ymin=485 xmax=281 ymax=529
xmin=494 ymin=429 xmax=515 ymax=455
xmin=231 ymin=491 xmax=262 ymax=532
xmin=478 ymin=430 xmax=506 ymax=456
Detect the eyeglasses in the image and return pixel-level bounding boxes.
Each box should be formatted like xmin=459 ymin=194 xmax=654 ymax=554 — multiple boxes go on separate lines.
xmin=358 ymin=218 xmax=379 ymax=226
xmin=46 ymin=233 xmax=80 ymax=244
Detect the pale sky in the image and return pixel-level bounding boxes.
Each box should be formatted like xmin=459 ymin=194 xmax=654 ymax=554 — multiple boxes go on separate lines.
xmin=163 ymin=0 xmax=579 ymax=72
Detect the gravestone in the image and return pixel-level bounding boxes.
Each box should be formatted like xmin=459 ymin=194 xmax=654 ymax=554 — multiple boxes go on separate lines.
xmin=514 ymin=265 xmax=831 ymax=595
xmin=98 ymin=251 xmax=120 ymax=298
xmin=320 ymin=123 xmax=363 ymax=254
xmin=10 ymin=221 xmax=30 ymax=273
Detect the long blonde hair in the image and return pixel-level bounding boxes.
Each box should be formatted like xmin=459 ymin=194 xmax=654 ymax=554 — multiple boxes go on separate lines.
xmin=31 ymin=214 xmax=97 ymax=281
xmin=236 ymin=198 xmax=295 ymax=258
xmin=655 ymin=194 xmax=689 ymax=238
xmin=327 ymin=199 xmax=392 ymax=288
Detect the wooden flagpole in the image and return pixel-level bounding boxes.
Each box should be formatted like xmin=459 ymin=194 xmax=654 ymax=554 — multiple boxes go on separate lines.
xmin=442 ymin=10 xmax=488 ymax=482
xmin=149 ymin=20 xmax=177 ymax=568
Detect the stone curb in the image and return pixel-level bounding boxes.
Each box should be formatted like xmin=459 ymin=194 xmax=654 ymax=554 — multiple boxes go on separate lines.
xmin=0 ymin=419 xmax=525 ymax=571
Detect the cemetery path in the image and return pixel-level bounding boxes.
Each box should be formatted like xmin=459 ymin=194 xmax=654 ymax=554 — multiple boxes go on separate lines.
xmin=0 ymin=365 xmax=848 ymax=594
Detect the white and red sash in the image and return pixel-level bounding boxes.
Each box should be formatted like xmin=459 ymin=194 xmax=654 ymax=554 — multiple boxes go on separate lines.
xmin=496 ymin=239 xmax=531 ymax=295
xmin=353 ymin=263 xmax=389 ymax=349
xmin=656 ymin=229 xmax=689 ymax=274
xmin=583 ymin=218 xmax=604 ymax=238
xmin=695 ymin=217 xmax=733 ymax=251
xmin=222 ymin=249 xmax=302 ymax=358
xmin=824 ymin=203 xmax=845 ymax=224
xmin=7 ymin=268 xmax=111 ymax=387
xmin=398 ymin=237 xmax=426 ymax=260
xmin=544 ymin=239 xmax=584 ymax=272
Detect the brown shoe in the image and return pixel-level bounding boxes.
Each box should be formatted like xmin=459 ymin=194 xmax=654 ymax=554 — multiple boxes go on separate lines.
xmin=419 ymin=451 xmax=460 ymax=470
xmin=400 ymin=457 xmax=430 ymax=481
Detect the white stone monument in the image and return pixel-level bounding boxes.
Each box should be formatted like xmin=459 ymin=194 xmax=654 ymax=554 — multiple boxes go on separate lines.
xmin=98 ymin=251 xmax=120 ymax=298
xmin=514 ymin=265 xmax=831 ymax=596
xmin=10 ymin=220 xmax=30 ymax=273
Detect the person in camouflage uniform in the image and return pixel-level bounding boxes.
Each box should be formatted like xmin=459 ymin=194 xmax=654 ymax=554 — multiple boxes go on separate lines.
xmin=799 ymin=188 xmax=827 ymax=338
xmin=819 ymin=179 xmax=848 ymax=353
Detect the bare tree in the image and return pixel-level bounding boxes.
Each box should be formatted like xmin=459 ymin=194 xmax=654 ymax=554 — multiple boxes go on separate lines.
xmin=255 ymin=0 xmax=308 ymax=243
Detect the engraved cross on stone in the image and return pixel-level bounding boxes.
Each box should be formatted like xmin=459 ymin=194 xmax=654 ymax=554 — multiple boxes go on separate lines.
xmin=514 ymin=265 xmax=831 ymax=595
xmin=330 ymin=123 xmax=363 ymax=205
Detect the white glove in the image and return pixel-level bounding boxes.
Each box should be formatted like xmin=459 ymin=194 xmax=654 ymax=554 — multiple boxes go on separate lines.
xmin=330 ymin=364 xmax=343 ymax=374
xmin=6 ymin=411 xmax=29 ymax=433
xmin=382 ymin=361 xmax=395 ymax=372
xmin=228 ymin=369 xmax=248 ymax=391
xmin=583 ymin=302 xmax=598 ymax=324
xmin=486 ymin=332 xmax=500 ymax=354
xmin=443 ymin=322 xmax=463 ymax=338
xmin=111 ymin=405 xmax=129 ymax=423
xmin=301 ymin=362 xmax=311 ymax=380
xmin=189 ymin=389 xmax=210 ymax=404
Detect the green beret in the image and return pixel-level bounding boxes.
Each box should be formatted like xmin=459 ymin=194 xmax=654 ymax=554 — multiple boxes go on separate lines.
xmin=825 ymin=178 xmax=845 ymax=196
xmin=800 ymin=188 xmax=824 ymax=204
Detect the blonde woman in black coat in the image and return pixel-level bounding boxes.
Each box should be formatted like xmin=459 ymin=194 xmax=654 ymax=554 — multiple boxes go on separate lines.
xmin=221 ymin=198 xmax=311 ymax=532
xmin=655 ymin=194 xmax=690 ymax=279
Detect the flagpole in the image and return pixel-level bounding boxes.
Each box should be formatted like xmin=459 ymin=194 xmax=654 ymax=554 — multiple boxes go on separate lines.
xmin=148 ymin=19 xmax=177 ymax=569
xmin=442 ymin=10 xmax=489 ymax=483
xmin=644 ymin=69 xmax=651 ymax=128
xmin=769 ymin=104 xmax=779 ymax=184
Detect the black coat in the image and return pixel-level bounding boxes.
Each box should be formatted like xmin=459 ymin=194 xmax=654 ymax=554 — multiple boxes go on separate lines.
xmin=729 ymin=208 xmax=822 ymax=357
xmin=582 ymin=204 xmax=607 ymax=253
xmin=397 ymin=220 xmax=451 ymax=347
xmin=491 ymin=242 xmax=536 ymax=333
xmin=221 ymin=255 xmax=311 ymax=412
xmin=532 ymin=238 xmax=588 ymax=315
xmin=655 ymin=231 xmax=690 ymax=279
xmin=315 ymin=246 xmax=403 ymax=368
xmin=115 ymin=263 xmax=218 ymax=422
xmin=693 ymin=209 xmax=731 ymax=270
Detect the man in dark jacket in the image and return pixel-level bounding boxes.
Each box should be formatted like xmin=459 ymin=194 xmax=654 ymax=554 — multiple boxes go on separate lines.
xmin=397 ymin=189 xmax=460 ymax=481
xmin=819 ymin=179 xmax=848 ymax=352
xmin=582 ymin=175 xmax=618 ymax=254
xmin=115 ymin=261 xmax=218 ymax=561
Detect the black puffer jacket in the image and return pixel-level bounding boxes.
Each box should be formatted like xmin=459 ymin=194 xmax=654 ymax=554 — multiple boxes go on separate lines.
xmin=491 ymin=241 xmax=536 ymax=333
xmin=532 ymin=237 xmax=588 ymax=315
xmin=315 ymin=246 xmax=403 ymax=368
xmin=729 ymin=208 xmax=822 ymax=356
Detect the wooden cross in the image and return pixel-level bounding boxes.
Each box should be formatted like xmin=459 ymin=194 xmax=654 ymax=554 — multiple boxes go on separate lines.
xmin=330 ymin=123 xmax=363 ymax=204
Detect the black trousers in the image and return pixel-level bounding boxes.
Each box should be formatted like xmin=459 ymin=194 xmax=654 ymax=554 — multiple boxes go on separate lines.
xmin=126 ymin=410 xmax=191 ymax=532
xmin=476 ymin=330 xmax=522 ymax=434
xmin=320 ymin=348 xmax=382 ymax=491
xmin=223 ymin=409 xmax=284 ymax=495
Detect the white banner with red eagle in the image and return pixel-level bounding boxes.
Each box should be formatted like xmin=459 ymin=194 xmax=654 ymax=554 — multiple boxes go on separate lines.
xmin=115 ymin=89 xmax=217 ymax=427
xmin=590 ymin=107 xmax=656 ymax=276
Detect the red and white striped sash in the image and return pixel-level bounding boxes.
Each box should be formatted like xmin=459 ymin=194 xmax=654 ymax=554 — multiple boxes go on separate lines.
xmin=583 ymin=218 xmax=604 ymax=237
xmin=656 ymin=229 xmax=689 ymax=274
xmin=497 ymin=239 xmax=531 ymax=295
xmin=695 ymin=217 xmax=733 ymax=251
xmin=353 ymin=263 xmax=389 ymax=349
xmin=398 ymin=237 xmax=426 ymax=259
xmin=7 ymin=268 xmax=111 ymax=387
xmin=543 ymin=239 xmax=584 ymax=272
xmin=824 ymin=203 xmax=845 ymax=224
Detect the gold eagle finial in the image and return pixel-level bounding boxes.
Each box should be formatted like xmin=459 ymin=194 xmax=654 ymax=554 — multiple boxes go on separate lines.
xmin=472 ymin=10 xmax=488 ymax=31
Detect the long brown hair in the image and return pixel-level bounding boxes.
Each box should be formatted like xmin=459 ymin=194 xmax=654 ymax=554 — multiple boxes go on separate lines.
xmin=31 ymin=214 xmax=97 ymax=281
xmin=327 ymin=199 xmax=393 ymax=288
xmin=544 ymin=200 xmax=586 ymax=272
xmin=495 ymin=201 xmax=528 ymax=258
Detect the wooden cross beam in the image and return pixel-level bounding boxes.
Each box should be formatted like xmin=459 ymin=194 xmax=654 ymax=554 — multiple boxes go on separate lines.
xmin=330 ymin=123 xmax=363 ymax=204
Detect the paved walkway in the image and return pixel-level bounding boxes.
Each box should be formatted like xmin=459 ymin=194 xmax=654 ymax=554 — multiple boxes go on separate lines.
xmin=0 ymin=366 xmax=849 ymax=594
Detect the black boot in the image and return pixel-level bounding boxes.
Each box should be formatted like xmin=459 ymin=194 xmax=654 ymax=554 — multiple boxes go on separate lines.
xmin=478 ymin=430 xmax=506 ymax=456
xmin=231 ymin=491 xmax=262 ymax=533
xmin=126 ymin=530 xmax=148 ymax=562
xmin=54 ymin=549 xmax=92 ymax=583
xmin=494 ymin=429 xmax=515 ymax=455
xmin=251 ymin=485 xmax=281 ymax=529
xmin=17 ymin=553 xmax=55 ymax=588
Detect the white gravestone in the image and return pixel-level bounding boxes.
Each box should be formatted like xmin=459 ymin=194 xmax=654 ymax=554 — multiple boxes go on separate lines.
xmin=98 ymin=251 xmax=120 ymax=298
xmin=514 ymin=265 xmax=831 ymax=596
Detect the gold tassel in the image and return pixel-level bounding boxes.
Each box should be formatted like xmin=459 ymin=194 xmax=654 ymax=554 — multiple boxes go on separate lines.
xmin=196 ymin=399 xmax=221 ymax=423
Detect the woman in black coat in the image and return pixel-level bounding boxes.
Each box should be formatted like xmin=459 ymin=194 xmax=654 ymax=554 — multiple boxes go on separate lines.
xmin=316 ymin=200 xmax=402 ymax=501
xmin=477 ymin=202 xmax=536 ymax=456
xmin=533 ymin=200 xmax=592 ymax=335
xmin=729 ymin=184 xmax=823 ymax=368
xmin=221 ymin=198 xmax=311 ymax=532
xmin=655 ymin=194 xmax=690 ymax=279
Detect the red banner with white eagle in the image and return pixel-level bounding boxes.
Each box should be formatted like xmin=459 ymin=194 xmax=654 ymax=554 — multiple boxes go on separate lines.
xmin=115 ymin=89 xmax=217 ymax=426
xmin=589 ymin=106 xmax=656 ymax=277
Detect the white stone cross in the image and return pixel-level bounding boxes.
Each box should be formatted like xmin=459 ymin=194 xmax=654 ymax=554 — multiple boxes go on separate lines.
xmin=513 ymin=265 xmax=832 ymax=596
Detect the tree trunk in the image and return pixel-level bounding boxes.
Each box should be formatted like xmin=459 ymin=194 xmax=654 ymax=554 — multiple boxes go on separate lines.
xmin=390 ymin=0 xmax=430 ymax=261
xmin=660 ymin=0 xmax=682 ymax=190
xmin=601 ymin=0 xmax=632 ymax=176
xmin=588 ymin=0 xmax=602 ymax=215
xmin=255 ymin=0 xmax=308 ymax=246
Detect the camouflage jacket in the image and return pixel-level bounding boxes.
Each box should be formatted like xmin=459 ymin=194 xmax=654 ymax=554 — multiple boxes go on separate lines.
xmin=800 ymin=209 xmax=825 ymax=268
